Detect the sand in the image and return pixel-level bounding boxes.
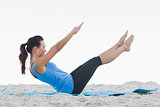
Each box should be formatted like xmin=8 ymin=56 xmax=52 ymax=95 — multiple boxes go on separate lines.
xmin=0 ymin=81 xmax=160 ymax=107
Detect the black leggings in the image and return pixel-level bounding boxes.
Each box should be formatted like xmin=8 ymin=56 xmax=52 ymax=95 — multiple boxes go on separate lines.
xmin=70 ymin=56 xmax=102 ymax=94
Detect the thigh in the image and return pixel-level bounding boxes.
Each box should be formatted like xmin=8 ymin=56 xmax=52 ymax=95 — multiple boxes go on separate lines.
xmin=70 ymin=63 xmax=86 ymax=77
xmin=71 ymin=56 xmax=102 ymax=94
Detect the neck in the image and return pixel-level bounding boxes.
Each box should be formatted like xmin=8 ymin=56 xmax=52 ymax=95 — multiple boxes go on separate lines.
xmin=30 ymin=54 xmax=39 ymax=64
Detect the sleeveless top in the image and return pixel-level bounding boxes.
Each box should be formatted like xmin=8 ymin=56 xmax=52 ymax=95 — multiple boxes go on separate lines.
xmin=32 ymin=62 xmax=74 ymax=94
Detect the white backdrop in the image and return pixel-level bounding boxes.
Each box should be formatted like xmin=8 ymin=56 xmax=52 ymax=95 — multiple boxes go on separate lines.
xmin=0 ymin=0 xmax=160 ymax=85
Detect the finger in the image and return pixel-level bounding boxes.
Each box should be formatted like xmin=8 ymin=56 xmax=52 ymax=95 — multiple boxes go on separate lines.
xmin=78 ymin=22 xmax=84 ymax=28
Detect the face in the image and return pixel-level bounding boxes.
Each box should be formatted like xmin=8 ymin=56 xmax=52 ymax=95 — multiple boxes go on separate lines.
xmin=34 ymin=41 xmax=46 ymax=57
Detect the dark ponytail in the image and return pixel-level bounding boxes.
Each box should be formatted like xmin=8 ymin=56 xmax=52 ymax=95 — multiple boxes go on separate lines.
xmin=19 ymin=43 xmax=28 ymax=74
xmin=19 ymin=35 xmax=43 ymax=74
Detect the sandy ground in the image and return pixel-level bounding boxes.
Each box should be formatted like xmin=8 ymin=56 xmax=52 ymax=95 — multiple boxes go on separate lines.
xmin=0 ymin=81 xmax=160 ymax=107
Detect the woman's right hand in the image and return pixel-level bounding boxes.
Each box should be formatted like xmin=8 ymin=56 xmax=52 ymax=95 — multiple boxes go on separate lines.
xmin=70 ymin=22 xmax=84 ymax=35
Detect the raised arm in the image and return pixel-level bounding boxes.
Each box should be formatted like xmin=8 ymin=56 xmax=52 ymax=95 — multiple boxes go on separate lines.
xmin=36 ymin=22 xmax=84 ymax=67
xmin=56 ymin=22 xmax=84 ymax=52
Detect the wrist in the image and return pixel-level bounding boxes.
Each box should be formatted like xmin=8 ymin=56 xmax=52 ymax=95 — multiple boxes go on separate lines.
xmin=69 ymin=32 xmax=75 ymax=36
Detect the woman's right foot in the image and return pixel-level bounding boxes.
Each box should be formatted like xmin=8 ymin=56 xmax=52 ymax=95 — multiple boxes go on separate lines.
xmin=123 ymin=35 xmax=134 ymax=52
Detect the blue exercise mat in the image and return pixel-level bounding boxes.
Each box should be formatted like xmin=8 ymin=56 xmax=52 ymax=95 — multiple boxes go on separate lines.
xmin=0 ymin=88 xmax=158 ymax=96
xmin=82 ymin=88 xmax=158 ymax=96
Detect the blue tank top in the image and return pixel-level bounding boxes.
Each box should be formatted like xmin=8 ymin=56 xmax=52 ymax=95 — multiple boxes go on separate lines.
xmin=32 ymin=62 xmax=74 ymax=94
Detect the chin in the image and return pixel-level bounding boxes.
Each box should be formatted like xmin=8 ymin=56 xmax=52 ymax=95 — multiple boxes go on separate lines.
xmin=39 ymin=54 xmax=44 ymax=57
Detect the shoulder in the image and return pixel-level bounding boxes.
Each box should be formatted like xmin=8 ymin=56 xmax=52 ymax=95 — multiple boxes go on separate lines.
xmin=34 ymin=62 xmax=47 ymax=74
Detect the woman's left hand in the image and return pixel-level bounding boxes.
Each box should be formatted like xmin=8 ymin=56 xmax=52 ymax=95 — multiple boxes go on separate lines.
xmin=70 ymin=22 xmax=84 ymax=35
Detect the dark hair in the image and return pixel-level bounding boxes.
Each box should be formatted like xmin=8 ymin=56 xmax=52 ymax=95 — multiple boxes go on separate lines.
xmin=19 ymin=35 xmax=43 ymax=74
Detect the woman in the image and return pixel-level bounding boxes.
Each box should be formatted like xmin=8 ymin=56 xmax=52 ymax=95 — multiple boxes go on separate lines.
xmin=19 ymin=22 xmax=134 ymax=94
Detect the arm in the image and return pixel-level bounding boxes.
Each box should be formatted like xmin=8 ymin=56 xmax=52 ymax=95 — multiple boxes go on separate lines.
xmin=56 ymin=31 xmax=75 ymax=52
xmin=36 ymin=22 xmax=84 ymax=67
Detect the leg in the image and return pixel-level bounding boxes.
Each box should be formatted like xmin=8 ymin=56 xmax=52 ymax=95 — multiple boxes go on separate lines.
xmin=99 ymin=35 xmax=134 ymax=64
xmin=70 ymin=56 xmax=102 ymax=94
xmin=70 ymin=33 xmax=134 ymax=94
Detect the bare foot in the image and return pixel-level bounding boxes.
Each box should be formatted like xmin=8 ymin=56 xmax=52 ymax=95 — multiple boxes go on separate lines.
xmin=123 ymin=35 xmax=134 ymax=51
xmin=117 ymin=30 xmax=128 ymax=46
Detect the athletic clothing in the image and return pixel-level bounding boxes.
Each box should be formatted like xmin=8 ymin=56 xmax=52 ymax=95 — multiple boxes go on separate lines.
xmin=31 ymin=56 xmax=102 ymax=94
xmin=70 ymin=56 xmax=102 ymax=94
xmin=32 ymin=62 xmax=74 ymax=93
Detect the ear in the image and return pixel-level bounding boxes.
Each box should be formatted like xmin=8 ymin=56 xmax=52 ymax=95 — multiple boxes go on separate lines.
xmin=33 ymin=46 xmax=38 ymax=52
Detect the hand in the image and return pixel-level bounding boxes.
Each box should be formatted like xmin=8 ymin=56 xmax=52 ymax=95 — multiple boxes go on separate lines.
xmin=70 ymin=22 xmax=84 ymax=35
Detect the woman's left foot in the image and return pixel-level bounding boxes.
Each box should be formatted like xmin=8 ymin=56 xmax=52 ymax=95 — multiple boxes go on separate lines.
xmin=117 ymin=30 xmax=128 ymax=46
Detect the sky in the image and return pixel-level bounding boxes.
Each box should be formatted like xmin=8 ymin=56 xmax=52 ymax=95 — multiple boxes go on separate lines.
xmin=0 ymin=0 xmax=160 ymax=85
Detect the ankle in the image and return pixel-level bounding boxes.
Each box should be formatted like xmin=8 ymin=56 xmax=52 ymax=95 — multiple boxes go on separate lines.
xmin=122 ymin=44 xmax=128 ymax=52
xmin=116 ymin=42 xmax=124 ymax=48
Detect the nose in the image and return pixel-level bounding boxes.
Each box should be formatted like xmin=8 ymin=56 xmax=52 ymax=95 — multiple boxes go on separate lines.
xmin=44 ymin=49 xmax=46 ymax=52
